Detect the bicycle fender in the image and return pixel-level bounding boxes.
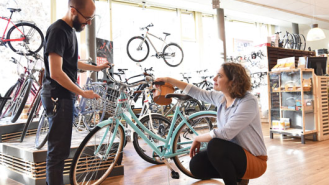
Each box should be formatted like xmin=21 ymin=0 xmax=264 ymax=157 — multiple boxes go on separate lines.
xmin=166 ymin=42 xmax=179 ymax=45
xmin=170 ymin=111 xmax=217 ymax=148
xmin=96 ymin=117 xmax=126 ymax=145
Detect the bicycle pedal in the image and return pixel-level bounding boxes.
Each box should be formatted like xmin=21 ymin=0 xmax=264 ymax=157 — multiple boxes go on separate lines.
xmin=171 ymin=171 xmax=179 ymax=179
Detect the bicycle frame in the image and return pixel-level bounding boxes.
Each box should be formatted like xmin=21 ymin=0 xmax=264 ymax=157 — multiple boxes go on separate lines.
xmin=142 ymin=31 xmax=168 ymax=55
xmin=0 ymin=14 xmax=26 ymax=43
xmin=95 ymin=90 xmax=216 ymax=159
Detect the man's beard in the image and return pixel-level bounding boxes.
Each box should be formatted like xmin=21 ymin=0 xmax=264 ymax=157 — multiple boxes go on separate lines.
xmin=72 ymin=16 xmax=85 ymax=32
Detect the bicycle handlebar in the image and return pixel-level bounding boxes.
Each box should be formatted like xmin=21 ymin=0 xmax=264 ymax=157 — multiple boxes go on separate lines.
xmin=10 ymin=57 xmax=17 ymax=64
xmin=140 ymin=23 xmax=154 ymax=31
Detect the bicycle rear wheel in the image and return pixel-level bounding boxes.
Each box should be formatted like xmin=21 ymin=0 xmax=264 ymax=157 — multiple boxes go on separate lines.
xmin=21 ymin=92 xmax=41 ymax=142
xmin=11 ymin=78 xmax=33 ymax=123
xmin=172 ymin=113 xmax=216 ymax=178
xmin=70 ymin=124 xmax=124 ymax=185
xmin=163 ymin=43 xmax=184 ymax=67
xmin=35 ymin=110 xmax=49 ymax=149
xmin=133 ymin=114 xmax=171 ymax=164
xmin=127 ymin=36 xmax=149 ymax=62
xmin=7 ymin=22 xmax=44 ymax=55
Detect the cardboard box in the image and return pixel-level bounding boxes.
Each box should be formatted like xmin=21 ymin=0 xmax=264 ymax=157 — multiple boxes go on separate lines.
xmin=272 ymin=118 xmax=290 ymax=130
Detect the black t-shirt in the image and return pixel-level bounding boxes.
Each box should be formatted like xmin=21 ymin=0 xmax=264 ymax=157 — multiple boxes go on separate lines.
xmin=41 ymin=19 xmax=78 ymax=99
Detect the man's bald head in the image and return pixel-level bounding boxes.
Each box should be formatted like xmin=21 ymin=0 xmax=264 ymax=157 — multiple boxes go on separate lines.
xmin=68 ymin=0 xmax=93 ymax=10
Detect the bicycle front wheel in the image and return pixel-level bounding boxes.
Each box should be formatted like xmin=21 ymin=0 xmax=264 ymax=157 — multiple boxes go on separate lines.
xmin=70 ymin=124 xmax=124 ymax=185
xmin=7 ymin=22 xmax=44 ymax=55
xmin=172 ymin=113 xmax=216 ymax=178
xmin=163 ymin=43 xmax=184 ymax=67
xmin=35 ymin=110 xmax=49 ymax=149
xmin=21 ymin=92 xmax=41 ymax=142
xmin=127 ymin=36 xmax=149 ymax=62
xmin=11 ymin=78 xmax=33 ymax=123
xmin=133 ymin=114 xmax=171 ymax=165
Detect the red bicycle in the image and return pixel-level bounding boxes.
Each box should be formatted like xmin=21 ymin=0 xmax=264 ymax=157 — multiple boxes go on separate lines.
xmin=0 ymin=8 xmax=44 ymax=55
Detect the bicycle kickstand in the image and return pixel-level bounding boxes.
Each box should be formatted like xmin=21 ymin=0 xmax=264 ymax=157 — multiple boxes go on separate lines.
xmin=161 ymin=157 xmax=180 ymax=179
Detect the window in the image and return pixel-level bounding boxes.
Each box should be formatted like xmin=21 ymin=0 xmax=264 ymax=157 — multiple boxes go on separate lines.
xmin=181 ymin=11 xmax=196 ymax=41
xmin=112 ymin=3 xmax=181 ymax=79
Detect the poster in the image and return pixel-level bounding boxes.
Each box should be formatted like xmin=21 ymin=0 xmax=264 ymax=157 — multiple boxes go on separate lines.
xmin=96 ymin=38 xmax=113 ymax=66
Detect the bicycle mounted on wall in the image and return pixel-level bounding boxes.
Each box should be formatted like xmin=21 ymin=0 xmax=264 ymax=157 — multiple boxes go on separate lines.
xmin=127 ymin=23 xmax=184 ymax=67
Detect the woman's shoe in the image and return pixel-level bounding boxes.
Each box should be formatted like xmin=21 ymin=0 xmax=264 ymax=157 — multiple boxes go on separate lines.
xmin=237 ymin=179 xmax=249 ymax=185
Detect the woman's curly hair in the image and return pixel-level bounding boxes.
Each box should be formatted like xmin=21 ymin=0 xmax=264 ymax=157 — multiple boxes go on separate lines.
xmin=221 ymin=62 xmax=251 ymax=99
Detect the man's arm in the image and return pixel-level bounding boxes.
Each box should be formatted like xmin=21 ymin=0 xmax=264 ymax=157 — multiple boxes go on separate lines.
xmin=78 ymin=61 xmax=112 ymax=72
xmin=49 ymin=53 xmax=99 ymax=99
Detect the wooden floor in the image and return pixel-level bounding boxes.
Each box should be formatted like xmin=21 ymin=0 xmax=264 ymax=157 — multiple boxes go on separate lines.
xmin=2 ymin=123 xmax=329 ymax=185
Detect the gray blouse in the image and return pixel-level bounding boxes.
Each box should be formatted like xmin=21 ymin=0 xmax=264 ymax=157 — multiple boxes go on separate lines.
xmin=183 ymin=84 xmax=267 ymax=156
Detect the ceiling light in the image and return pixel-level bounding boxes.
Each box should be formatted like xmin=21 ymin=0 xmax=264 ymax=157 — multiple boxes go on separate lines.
xmin=307 ymin=24 xmax=326 ymax=41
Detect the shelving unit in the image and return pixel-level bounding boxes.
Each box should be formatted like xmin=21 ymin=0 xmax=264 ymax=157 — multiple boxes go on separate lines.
xmin=268 ymin=68 xmax=317 ymax=144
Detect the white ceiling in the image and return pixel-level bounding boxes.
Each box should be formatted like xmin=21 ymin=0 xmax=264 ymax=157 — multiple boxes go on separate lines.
xmin=136 ymin=0 xmax=329 ymax=30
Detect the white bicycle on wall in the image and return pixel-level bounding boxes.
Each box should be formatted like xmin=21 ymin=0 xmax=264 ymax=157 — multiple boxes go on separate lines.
xmin=126 ymin=23 xmax=184 ymax=67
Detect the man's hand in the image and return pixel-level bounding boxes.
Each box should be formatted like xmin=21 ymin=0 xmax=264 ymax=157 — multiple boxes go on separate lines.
xmin=81 ymin=90 xmax=100 ymax=99
xmin=189 ymin=140 xmax=201 ymax=158
xmin=96 ymin=62 xmax=113 ymax=71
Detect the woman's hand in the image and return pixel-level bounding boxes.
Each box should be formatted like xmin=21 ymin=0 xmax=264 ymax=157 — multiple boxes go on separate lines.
xmin=155 ymin=77 xmax=168 ymax=83
xmin=190 ymin=140 xmax=201 ymax=158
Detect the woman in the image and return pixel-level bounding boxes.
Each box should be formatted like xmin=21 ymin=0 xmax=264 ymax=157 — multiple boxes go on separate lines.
xmin=156 ymin=63 xmax=267 ymax=185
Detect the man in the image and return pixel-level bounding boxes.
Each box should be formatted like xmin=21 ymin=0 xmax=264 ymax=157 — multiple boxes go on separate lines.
xmin=41 ymin=0 xmax=110 ymax=184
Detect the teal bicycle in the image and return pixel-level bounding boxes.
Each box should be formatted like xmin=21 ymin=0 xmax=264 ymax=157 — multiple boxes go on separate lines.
xmin=69 ymin=75 xmax=217 ymax=185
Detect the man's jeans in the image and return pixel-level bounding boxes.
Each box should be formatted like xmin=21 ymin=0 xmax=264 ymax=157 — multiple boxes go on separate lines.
xmin=41 ymin=96 xmax=74 ymax=185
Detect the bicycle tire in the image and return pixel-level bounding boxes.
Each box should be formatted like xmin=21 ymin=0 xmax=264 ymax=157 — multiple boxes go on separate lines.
xmin=283 ymin=33 xmax=295 ymax=49
xmin=35 ymin=110 xmax=49 ymax=149
xmin=7 ymin=22 xmax=44 ymax=56
xmin=20 ymin=92 xmax=41 ymax=142
xmin=162 ymin=43 xmax=184 ymax=67
xmin=300 ymin=34 xmax=306 ymax=51
xmin=132 ymin=114 xmax=171 ymax=165
xmin=11 ymin=78 xmax=33 ymax=123
xmin=127 ymin=36 xmax=149 ymax=62
xmin=70 ymin=125 xmax=124 ymax=185
xmin=0 ymin=82 xmax=18 ymax=115
xmin=294 ymin=34 xmax=301 ymax=50
xmin=172 ymin=113 xmax=216 ymax=178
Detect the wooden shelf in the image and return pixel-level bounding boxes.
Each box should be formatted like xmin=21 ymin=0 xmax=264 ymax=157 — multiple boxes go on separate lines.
xmin=280 ymin=109 xmax=301 ymax=111
xmin=267 ymin=47 xmax=315 ymax=71
xmin=271 ymin=128 xmax=315 ymax=135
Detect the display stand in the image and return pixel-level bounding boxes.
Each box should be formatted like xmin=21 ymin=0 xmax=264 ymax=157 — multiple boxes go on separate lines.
xmin=268 ymin=68 xmax=317 ymax=144
xmin=0 ymin=131 xmax=124 ymax=185
xmin=0 ymin=117 xmax=39 ymax=142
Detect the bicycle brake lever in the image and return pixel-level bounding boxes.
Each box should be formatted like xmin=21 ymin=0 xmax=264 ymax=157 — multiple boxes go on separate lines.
xmin=153 ymin=81 xmax=165 ymax=86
